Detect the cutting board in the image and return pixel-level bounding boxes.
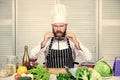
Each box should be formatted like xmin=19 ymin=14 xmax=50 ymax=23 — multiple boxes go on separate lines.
xmin=48 ymin=68 xmax=70 ymax=74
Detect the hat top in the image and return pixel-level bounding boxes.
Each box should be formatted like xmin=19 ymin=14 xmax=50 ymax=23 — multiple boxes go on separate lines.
xmin=51 ymin=3 xmax=67 ymax=23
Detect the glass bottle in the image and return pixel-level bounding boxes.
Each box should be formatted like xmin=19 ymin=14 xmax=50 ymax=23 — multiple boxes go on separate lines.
xmin=22 ymin=45 xmax=31 ymax=69
xmin=16 ymin=55 xmax=22 ymax=70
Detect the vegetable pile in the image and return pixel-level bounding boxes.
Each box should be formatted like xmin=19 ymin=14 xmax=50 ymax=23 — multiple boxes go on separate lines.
xmin=94 ymin=60 xmax=114 ymax=77
xmin=76 ymin=67 xmax=102 ymax=80
xmin=57 ymin=67 xmax=102 ymax=80
xmin=14 ymin=66 xmax=33 ymax=80
xmin=57 ymin=73 xmax=76 ymax=80
xmin=16 ymin=60 xmax=113 ymax=80
xmin=28 ymin=65 xmax=50 ymax=80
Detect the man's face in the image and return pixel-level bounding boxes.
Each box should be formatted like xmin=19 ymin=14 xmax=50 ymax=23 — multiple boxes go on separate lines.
xmin=52 ymin=23 xmax=67 ymax=37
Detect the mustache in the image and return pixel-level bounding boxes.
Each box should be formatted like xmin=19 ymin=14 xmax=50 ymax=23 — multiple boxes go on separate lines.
xmin=55 ymin=31 xmax=63 ymax=34
xmin=52 ymin=28 xmax=66 ymax=37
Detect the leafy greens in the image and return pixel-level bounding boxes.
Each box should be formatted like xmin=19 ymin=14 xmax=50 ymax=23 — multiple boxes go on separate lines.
xmin=28 ymin=65 xmax=50 ymax=80
xmin=94 ymin=60 xmax=114 ymax=77
xmin=57 ymin=73 xmax=76 ymax=80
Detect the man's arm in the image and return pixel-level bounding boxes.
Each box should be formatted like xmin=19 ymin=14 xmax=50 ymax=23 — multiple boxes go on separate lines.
xmin=41 ymin=32 xmax=54 ymax=48
xmin=66 ymin=32 xmax=82 ymax=50
xmin=29 ymin=32 xmax=53 ymax=59
xmin=66 ymin=32 xmax=92 ymax=60
xmin=74 ymin=42 xmax=92 ymax=60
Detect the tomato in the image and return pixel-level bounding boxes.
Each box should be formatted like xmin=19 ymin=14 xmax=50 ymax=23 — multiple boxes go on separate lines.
xmin=14 ymin=73 xmax=21 ymax=80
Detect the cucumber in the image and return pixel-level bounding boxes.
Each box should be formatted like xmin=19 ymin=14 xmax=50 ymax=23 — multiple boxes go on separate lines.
xmin=18 ymin=76 xmax=32 ymax=80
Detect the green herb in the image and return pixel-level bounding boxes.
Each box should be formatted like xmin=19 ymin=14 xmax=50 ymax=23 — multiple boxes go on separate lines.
xmin=57 ymin=73 xmax=76 ymax=80
xmin=28 ymin=65 xmax=50 ymax=80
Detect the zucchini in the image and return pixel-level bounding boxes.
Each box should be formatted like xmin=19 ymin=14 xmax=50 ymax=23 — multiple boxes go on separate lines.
xmin=18 ymin=76 xmax=32 ymax=80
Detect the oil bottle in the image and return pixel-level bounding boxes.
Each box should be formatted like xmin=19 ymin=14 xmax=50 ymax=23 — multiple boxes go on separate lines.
xmin=22 ymin=45 xmax=31 ymax=69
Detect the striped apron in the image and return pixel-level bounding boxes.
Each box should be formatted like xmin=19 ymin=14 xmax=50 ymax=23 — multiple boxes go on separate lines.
xmin=46 ymin=37 xmax=74 ymax=68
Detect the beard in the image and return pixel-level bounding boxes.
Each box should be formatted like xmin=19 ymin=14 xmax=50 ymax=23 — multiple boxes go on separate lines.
xmin=53 ymin=29 xmax=66 ymax=38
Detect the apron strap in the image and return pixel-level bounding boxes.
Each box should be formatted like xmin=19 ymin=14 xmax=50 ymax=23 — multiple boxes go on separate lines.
xmin=66 ymin=38 xmax=71 ymax=49
xmin=48 ymin=37 xmax=54 ymax=53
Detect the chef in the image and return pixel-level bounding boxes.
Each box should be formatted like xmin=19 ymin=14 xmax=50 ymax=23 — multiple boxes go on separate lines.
xmin=29 ymin=4 xmax=92 ymax=68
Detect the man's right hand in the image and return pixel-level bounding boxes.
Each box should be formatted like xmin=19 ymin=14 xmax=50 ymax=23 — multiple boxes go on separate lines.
xmin=41 ymin=32 xmax=53 ymax=48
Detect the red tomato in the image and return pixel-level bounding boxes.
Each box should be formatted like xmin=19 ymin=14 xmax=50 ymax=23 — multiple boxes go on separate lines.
xmin=14 ymin=73 xmax=21 ymax=80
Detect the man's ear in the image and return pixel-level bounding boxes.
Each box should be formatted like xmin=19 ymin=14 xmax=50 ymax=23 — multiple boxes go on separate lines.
xmin=51 ymin=24 xmax=54 ymax=27
xmin=65 ymin=24 xmax=68 ymax=29
xmin=65 ymin=24 xmax=68 ymax=27
xmin=65 ymin=23 xmax=68 ymax=25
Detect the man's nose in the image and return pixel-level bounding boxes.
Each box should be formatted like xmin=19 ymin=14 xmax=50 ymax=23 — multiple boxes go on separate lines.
xmin=57 ymin=26 xmax=61 ymax=31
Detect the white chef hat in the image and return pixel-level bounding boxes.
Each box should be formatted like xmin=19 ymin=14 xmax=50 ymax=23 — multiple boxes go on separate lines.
xmin=51 ymin=4 xmax=67 ymax=24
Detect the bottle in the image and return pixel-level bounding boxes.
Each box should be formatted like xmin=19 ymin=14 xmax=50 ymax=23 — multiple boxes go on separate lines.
xmin=22 ymin=45 xmax=31 ymax=69
xmin=16 ymin=56 xmax=22 ymax=70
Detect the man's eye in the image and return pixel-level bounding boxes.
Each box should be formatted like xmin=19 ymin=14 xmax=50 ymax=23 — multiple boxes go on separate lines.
xmin=54 ymin=25 xmax=58 ymax=27
xmin=60 ymin=25 xmax=64 ymax=27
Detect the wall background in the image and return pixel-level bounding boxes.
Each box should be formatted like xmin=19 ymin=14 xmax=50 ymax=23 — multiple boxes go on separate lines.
xmin=0 ymin=0 xmax=120 ymax=66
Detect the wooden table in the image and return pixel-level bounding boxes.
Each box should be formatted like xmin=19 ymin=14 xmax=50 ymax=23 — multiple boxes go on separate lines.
xmin=0 ymin=75 xmax=120 ymax=80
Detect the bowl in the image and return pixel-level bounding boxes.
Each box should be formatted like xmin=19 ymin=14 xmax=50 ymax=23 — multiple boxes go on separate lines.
xmin=79 ymin=62 xmax=95 ymax=68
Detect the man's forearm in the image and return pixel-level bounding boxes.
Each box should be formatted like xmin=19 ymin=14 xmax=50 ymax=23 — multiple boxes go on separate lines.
xmin=74 ymin=41 xmax=82 ymax=51
xmin=41 ymin=41 xmax=46 ymax=49
xmin=71 ymin=36 xmax=82 ymax=50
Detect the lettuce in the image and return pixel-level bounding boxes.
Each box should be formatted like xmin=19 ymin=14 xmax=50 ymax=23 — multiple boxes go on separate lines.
xmin=94 ymin=60 xmax=114 ymax=77
xmin=89 ymin=68 xmax=102 ymax=80
xmin=28 ymin=65 xmax=50 ymax=80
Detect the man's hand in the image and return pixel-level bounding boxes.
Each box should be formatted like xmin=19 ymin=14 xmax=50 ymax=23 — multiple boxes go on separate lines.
xmin=41 ymin=32 xmax=53 ymax=48
xmin=66 ymin=32 xmax=82 ymax=50
xmin=66 ymin=33 xmax=77 ymax=43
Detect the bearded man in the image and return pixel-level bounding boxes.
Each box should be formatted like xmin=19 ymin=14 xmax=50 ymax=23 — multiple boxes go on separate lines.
xmin=29 ymin=4 xmax=92 ymax=68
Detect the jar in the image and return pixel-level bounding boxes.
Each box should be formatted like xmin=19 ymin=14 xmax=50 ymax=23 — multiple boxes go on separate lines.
xmin=7 ymin=56 xmax=16 ymax=74
xmin=0 ymin=64 xmax=8 ymax=77
xmin=6 ymin=64 xmax=13 ymax=76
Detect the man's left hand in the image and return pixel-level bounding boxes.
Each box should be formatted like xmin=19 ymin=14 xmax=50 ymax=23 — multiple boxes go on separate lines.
xmin=66 ymin=33 xmax=81 ymax=50
xmin=66 ymin=32 xmax=77 ymax=43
